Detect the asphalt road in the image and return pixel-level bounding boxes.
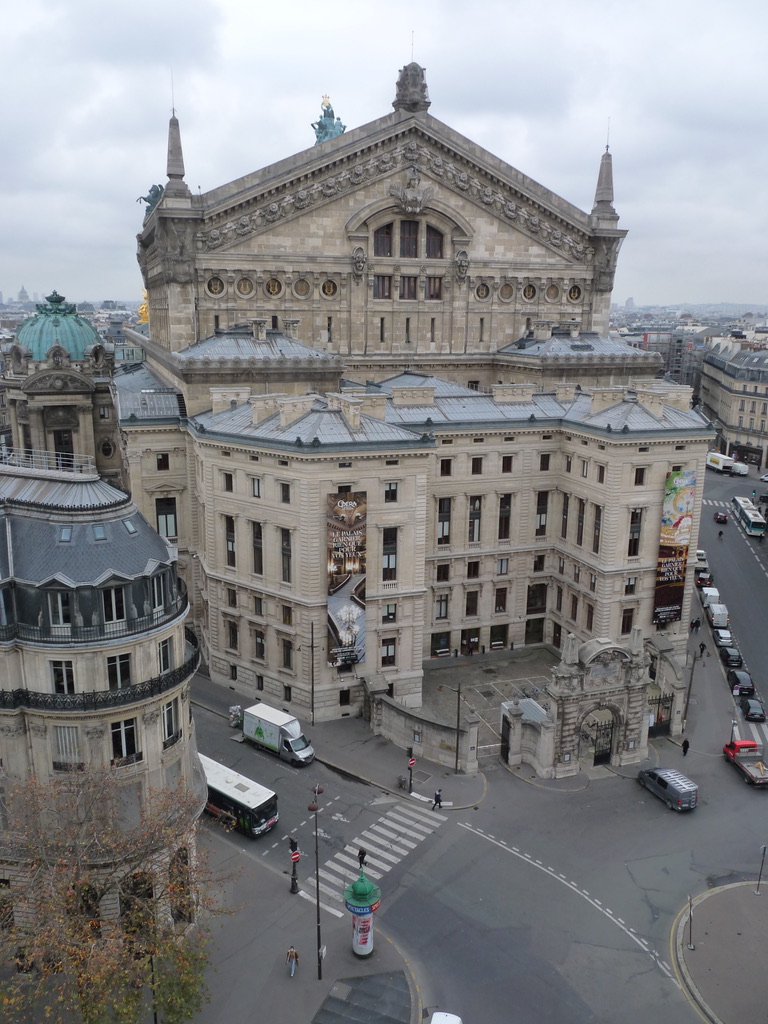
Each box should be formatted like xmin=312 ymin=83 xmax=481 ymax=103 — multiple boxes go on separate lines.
xmin=190 ymin=466 xmax=768 ymax=1022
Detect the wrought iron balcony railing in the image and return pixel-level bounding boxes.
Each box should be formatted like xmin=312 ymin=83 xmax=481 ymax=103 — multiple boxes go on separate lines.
xmin=0 ymin=592 xmax=188 ymax=646
xmin=0 ymin=629 xmax=199 ymax=713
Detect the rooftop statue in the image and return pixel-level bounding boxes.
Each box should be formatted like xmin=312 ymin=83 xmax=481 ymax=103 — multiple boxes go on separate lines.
xmin=137 ymin=183 xmax=164 ymax=218
xmin=312 ymin=95 xmax=346 ymax=145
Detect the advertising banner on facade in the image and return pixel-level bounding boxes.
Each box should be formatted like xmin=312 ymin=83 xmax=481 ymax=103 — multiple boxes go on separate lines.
xmin=652 ymin=469 xmax=696 ymax=625
xmin=327 ymin=492 xmax=367 ymax=667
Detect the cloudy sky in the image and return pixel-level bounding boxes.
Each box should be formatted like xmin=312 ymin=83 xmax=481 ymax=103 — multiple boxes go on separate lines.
xmin=3 ymin=0 xmax=767 ymax=309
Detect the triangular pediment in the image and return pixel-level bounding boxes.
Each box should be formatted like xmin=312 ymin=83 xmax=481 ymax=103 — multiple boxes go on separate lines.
xmin=197 ymin=114 xmax=595 ymax=265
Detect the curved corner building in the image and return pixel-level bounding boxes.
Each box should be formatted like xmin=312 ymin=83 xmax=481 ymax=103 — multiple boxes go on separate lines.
xmin=0 ymin=450 xmax=206 ymax=822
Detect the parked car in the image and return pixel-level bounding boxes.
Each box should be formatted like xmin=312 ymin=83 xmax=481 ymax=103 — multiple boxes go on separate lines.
xmin=727 ymin=669 xmax=756 ymax=697
xmin=714 ymin=511 xmax=728 ymax=523
xmin=695 ymin=568 xmax=713 ymax=588
xmin=720 ymin=647 xmax=743 ymax=668
xmin=740 ymin=697 xmax=766 ymax=722
xmin=758 ymin=493 xmax=768 ymax=504
xmin=713 ymin=629 xmax=734 ymax=648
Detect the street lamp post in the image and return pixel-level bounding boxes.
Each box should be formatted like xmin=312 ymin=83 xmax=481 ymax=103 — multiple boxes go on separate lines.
xmin=755 ymin=844 xmax=767 ymax=895
xmin=310 ymin=621 xmax=316 ymax=727
xmin=307 ymin=784 xmax=324 ymax=980
xmin=454 ymin=680 xmax=462 ymax=774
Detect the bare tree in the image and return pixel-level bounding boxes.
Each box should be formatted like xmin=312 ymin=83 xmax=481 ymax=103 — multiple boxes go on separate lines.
xmin=0 ymin=766 xmax=224 ymax=1024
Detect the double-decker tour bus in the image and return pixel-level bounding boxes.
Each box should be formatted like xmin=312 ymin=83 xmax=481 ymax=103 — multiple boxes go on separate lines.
xmin=731 ymin=496 xmax=767 ymax=537
xmin=199 ymin=753 xmax=278 ymax=838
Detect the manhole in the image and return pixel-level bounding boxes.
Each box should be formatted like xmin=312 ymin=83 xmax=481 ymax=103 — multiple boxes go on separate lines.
xmin=479 ymin=688 xmax=495 ymax=698
xmin=481 ymin=667 xmax=497 ymax=675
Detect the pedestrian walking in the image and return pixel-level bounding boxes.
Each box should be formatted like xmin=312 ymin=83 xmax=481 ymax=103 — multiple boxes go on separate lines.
xmin=698 ymin=642 xmax=706 ymax=656
xmin=694 ymin=618 xmax=701 ymax=632
xmin=286 ymin=946 xmax=299 ymax=977
xmin=431 ymin=788 xmax=442 ymax=811
xmin=682 ymin=739 xmax=690 ymax=756
xmin=357 ymin=847 xmax=367 ymax=868
xmin=689 ymin=620 xmax=695 ymax=632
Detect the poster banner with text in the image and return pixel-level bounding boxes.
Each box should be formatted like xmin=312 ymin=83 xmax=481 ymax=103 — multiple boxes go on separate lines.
xmin=327 ymin=492 xmax=367 ymax=667
xmin=652 ymin=469 xmax=696 ymax=625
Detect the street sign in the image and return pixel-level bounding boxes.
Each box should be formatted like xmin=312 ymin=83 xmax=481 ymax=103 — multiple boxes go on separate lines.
xmin=290 ymin=850 xmax=300 ymax=863
xmin=408 ymin=757 xmax=416 ymax=767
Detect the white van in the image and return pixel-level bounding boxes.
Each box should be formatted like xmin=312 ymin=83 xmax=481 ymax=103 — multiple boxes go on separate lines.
xmin=700 ymin=587 xmax=720 ymax=608
xmin=708 ymin=603 xmax=729 ymax=629
xmin=732 ymin=462 xmax=749 ymax=476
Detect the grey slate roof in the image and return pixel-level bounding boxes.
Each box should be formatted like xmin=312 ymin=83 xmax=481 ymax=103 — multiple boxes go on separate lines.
xmin=370 ymin=372 xmax=709 ymax=433
xmin=193 ymin=400 xmax=425 ymax=448
xmin=497 ymin=331 xmax=657 ymax=359
xmin=0 ymin=472 xmax=127 ymax=510
xmin=0 ymin=470 xmax=172 ymax=586
xmin=175 ymin=328 xmax=341 ymax=365
xmin=113 ymin=364 xmax=182 ymax=420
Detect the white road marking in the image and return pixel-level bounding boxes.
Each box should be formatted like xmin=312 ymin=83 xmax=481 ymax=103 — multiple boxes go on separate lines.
xmin=458 ymin=822 xmax=677 ymax=984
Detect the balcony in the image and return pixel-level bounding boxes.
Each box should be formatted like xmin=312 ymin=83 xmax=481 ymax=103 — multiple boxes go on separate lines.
xmin=0 ymin=629 xmax=199 ymax=713
xmin=0 ymin=588 xmax=188 ymax=646
xmin=0 ymin=447 xmax=95 ymax=476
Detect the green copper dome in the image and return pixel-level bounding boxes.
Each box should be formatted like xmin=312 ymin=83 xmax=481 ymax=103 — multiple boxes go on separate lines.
xmin=16 ymin=291 xmax=101 ymax=361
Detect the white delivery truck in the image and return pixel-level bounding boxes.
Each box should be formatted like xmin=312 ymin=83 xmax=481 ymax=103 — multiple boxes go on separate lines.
xmin=700 ymin=587 xmax=721 ymax=608
xmin=241 ymin=703 xmax=315 ymax=766
xmin=706 ymin=452 xmax=734 ymax=473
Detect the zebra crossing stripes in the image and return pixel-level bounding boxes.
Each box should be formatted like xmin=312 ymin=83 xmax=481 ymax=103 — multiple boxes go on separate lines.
xmin=300 ymin=800 xmax=447 ymax=911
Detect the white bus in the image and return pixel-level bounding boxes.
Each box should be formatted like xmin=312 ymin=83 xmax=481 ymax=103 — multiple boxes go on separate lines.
xmin=199 ymin=753 xmax=279 ymax=838
xmin=731 ymin=496 xmax=767 ymax=537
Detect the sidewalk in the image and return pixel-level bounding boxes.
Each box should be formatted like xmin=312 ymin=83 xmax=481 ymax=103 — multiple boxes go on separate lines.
xmin=674 ymin=882 xmax=768 ymax=1023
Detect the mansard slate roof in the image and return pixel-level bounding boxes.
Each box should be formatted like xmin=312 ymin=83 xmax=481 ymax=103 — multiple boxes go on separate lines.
xmin=0 ymin=470 xmax=173 ymax=586
xmin=15 ymin=291 xmax=101 ymax=361
xmin=176 ymin=327 xmax=341 ymax=366
xmin=704 ymin=347 xmax=768 ymax=380
xmin=373 ymin=372 xmax=710 ymax=434
xmin=498 ymin=331 xmax=657 ymax=360
xmin=193 ymin=399 xmax=427 ymax=449
xmin=114 ymin=364 xmax=183 ymax=420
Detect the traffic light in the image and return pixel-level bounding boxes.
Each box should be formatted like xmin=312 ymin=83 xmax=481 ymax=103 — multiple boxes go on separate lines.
xmin=289 ymin=837 xmax=298 ymax=853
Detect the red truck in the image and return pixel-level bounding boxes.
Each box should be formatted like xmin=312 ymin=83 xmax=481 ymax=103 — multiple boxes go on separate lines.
xmin=723 ymin=739 xmax=768 ymax=786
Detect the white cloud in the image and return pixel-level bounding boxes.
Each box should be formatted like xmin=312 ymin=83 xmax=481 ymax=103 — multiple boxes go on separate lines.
xmin=3 ymin=0 xmax=768 ymax=306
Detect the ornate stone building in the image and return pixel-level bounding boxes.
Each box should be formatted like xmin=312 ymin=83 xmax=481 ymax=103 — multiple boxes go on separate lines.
xmin=0 ymin=291 xmax=123 ymax=485
xmin=132 ymin=63 xmax=659 ymax=390
xmin=0 ymin=305 xmax=205 ymax=929
xmin=112 ymin=63 xmax=711 ymax=747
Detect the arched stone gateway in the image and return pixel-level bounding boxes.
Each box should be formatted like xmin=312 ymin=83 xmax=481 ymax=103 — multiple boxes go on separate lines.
xmin=501 ymin=627 xmax=653 ymax=779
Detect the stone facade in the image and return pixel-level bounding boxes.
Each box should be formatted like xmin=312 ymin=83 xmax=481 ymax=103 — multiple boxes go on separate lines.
xmin=135 ymin=65 xmax=641 ymax=393
xmin=112 ymin=65 xmax=713 ymax=739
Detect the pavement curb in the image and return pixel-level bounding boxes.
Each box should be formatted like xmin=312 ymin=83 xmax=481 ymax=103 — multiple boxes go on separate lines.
xmin=672 ymin=883 xmax=751 ymax=1024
